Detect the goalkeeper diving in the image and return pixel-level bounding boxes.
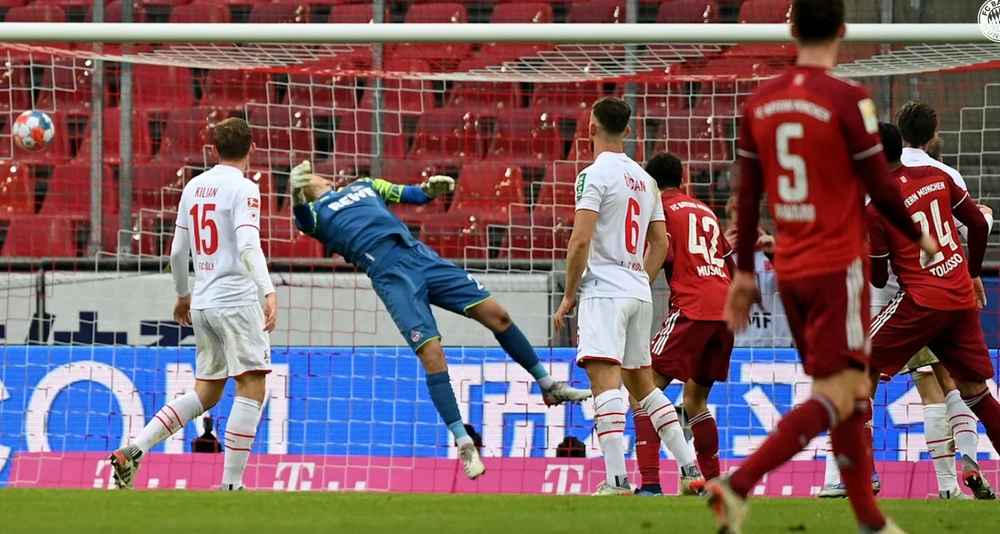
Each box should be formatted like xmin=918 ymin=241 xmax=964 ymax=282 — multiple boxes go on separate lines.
xmin=290 ymin=162 xmax=591 ymax=479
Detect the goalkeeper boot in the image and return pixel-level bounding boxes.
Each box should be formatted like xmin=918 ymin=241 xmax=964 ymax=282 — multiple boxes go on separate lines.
xmin=592 ymin=480 xmax=633 ymax=496
xmin=818 ymin=483 xmax=847 ymax=498
xmin=704 ymin=476 xmax=748 ymax=534
xmin=961 ymin=454 xmax=996 ymax=500
xmin=109 ymin=446 xmax=140 ymax=490
xmin=459 ymin=443 xmax=486 ymax=480
xmin=542 ymin=382 xmax=592 ymax=406
xmin=680 ymin=464 xmax=706 ymax=496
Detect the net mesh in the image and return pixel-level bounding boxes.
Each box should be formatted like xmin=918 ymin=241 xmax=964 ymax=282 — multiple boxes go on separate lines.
xmin=1 ymin=0 xmax=999 ymax=496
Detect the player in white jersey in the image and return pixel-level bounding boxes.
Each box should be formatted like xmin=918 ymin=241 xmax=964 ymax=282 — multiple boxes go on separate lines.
xmin=109 ymin=118 xmax=277 ymax=491
xmin=819 ymin=113 xmax=995 ymax=500
xmin=554 ymin=97 xmax=701 ymax=495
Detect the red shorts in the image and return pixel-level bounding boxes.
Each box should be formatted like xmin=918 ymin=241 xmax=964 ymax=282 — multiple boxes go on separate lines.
xmin=650 ymin=310 xmax=734 ymax=386
xmin=870 ymin=292 xmax=994 ymax=382
xmin=778 ymin=258 xmax=870 ymax=379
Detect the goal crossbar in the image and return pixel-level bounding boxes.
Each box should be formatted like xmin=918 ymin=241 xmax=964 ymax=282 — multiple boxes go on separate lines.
xmin=0 ymin=23 xmax=989 ymax=45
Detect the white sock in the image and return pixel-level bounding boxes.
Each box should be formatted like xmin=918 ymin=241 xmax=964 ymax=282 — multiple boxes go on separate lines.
xmin=823 ymin=438 xmax=841 ymax=486
xmin=945 ymin=389 xmax=980 ymax=460
xmin=133 ymin=391 xmax=204 ymax=459
xmin=638 ymin=389 xmax=697 ymax=471
xmin=593 ymin=389 xmax=629 ymax=488
xmin=222 ymin=396 xmax=262 ymax=488
xmin=923 ymin=403 xmax=959 ymax=494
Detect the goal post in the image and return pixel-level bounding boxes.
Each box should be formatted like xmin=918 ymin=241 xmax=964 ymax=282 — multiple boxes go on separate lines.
xmin=0 ymin=18 xmax=998 ymax=496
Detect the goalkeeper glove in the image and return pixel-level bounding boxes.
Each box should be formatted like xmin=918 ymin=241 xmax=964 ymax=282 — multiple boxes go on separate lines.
xmin=421 ymin=175 xmax=455 ymax=198
xmin=290 ymin=160 xmax=313 ymax=206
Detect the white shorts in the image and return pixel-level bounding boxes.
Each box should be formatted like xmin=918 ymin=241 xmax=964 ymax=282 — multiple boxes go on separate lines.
xmin=192 ymin=304 xmax=272 ymax=381
xmin=575 ymin=297 xmax=653 ymax=370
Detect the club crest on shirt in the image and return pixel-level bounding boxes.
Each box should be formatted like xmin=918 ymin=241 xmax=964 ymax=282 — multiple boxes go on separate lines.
xmin=247 ymin=197 xmax=260 ymax=210
xmin=410 ymin=330 xmax=422 ymax=343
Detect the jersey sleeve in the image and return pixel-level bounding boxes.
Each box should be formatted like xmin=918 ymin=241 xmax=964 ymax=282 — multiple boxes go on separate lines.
xmin=838 ymin=86 xmax=883 ymax=161
xmin=232 ymin=181 xmax=262 ymax=231
xmin=735 ymin=104 xmax=759 ymax=161
xmin=949 ymin=173 xmax=972 ymax=210
xmin=735 ymin=108 xmax=765 ymax=273
xmin=650 ymin=196 xmax=666 ymax=223
xmin=575 ymin=169 xmax=604 ymax=212
xmin=174 ymin=191 xmax=190 ymax=230
xmin=866 ymin=204 xmax=890 ymax=259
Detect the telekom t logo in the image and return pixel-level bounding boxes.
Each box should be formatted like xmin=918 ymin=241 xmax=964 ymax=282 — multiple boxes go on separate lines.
xmin=273 ymin=462 xmax=315 ymax=491
xmin=541 ymin=465 xmax=583 ymax=494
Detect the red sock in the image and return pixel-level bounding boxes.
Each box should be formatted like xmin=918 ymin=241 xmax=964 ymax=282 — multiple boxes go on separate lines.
xmin=689 ymin=410 xmax=720 ymax=480
xmin=831 ymin=399 xmax=886 ymax=531
xmin=965 ymin=389 xmax=1000 ymax=452
xmin=729 ymin=396 xmax=835 ymax=498
xmin=633 ymin=408 xmax=661 ymax=487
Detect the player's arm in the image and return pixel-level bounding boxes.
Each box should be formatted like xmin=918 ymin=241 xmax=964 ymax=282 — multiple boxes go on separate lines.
xmin=722 ymin=236 xmax=737 ymax=277
xmin=951 ymin=183 xmax=988 ymax=279
xmin=169 ymin=197 xmax=192 ymax=300
xmin=734 ymin=119 xmax=764 ymax=274
xmin=359 ymin=176 xmax=454 ymax=205
xmin=644 ymin=200 xmax=668 ymax=283
xmin=234 ymin=182 xmax=278 ymax=331
xmin=866 ymin=204 xmax=891 ymax=289
xmin=554 ymin=170 xmax=603 ymax=330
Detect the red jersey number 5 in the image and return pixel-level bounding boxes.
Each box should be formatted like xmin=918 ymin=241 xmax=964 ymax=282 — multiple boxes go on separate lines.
xmin=189 ymin=203 xmax=219 ymax=255
xmin=625 ymin=198 xmax=640 ymax=254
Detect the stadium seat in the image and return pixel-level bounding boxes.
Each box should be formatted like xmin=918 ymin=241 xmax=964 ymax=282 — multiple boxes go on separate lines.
xmin=450 ymin=162 xmax=526 ymax=223
xmin=0 ymin=162 xmax=33 ymax=218
xmin=392 ymin=4 xmax=473 ymax=68
xmin=0 ymin=116 xmax=13 ymax=161
xmin=248 ymin=2 xmax=311 ymax=23
xmin=500 ymin=206 xmax=574 ymax=260
xmin=4 ymin=4 xmax=67 ymax=22
xmin=491 ymin=3 xmax=553 ymax=23
xmin=638 ymin=82 xmax=688 ymax=119
xmin=159 ymin=107 xmax=220 ymax=165
xmin=31 ymin=0 xmax=94 ymax=7
xmin=683 ymin=115 xmax=729 ymax=170
xmin=77 ymin=108 xmax=155 ymax=165
xmin=169 ymin=1 xmax=232 ymax=23
xmin=34 ymin=58 xmax=96 ymax=114
xmin=447 ymin=81 xmax=522 ymax=112
xmin=41 ymin=162 xmax=117 ymax=221
xmin=568 ymin=0 xmax=626 ymax=23
xmin=333 ymin=109 xmax=407 ymax=170
xmin=0 ymin=0 xmax=29 ymax=8
xmin=738 ymin=0 xmax=792 ymax=23
xmin=487 ymin=109 xmax=562 ymax=164
xmin=657 ymin=0 xmax=720 ymax=23
xmin=536 ymin=160 xmax=586 ymax=208
xmin=261 ymin=211 xmax=326 ymax=258
xmin=327 ymin=4 xmax=387 ymax=24
xmin=102 ymin=1 xmax=148 ymax=23
xmin=661 ymin=115 xmax=693 ymax=163
xmin=130 ymin=64 xmax=197 ymax=113
xmin=381 ymin=159 xmax=444 ymax=224
xmin=531 ymin=82 xmax=605 ymax=116
xmin=0 ymin=64 xmax=33 ymax=116
xmin=130 ymin=161 xmax=187 ymax=213
xmin=361 ymin=59 xmax=435 ymax=115
xmin=409 ymin=108 xmax=484 ymax=165
xmin=247 ymin=106 xmax=314 ymax=168
xmin=283 ymin=73 xmax=357 ymax=113
xmin=1 ymin=215 xmax=77 ymax=258
xmin=203 ymin=70 xmax=273 ymax=112
xmin=419 ymin=212 xmax=489 ymax=260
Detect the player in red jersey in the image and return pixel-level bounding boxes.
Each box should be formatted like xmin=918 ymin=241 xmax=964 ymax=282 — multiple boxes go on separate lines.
xmin=631 ymin=152 xmax=735 ymax=496
xmin=866 ymin=123 xmax=1000 ymax=499
xmin=705 ymin=1 xmax=937 ymax=533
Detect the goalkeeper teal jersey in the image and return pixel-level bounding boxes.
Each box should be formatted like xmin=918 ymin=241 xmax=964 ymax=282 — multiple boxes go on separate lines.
xmin=294 ymin=178 xmax=432 ymax=274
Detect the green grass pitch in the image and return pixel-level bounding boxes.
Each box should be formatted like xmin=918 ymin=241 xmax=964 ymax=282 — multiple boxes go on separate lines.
xmin=0 ymin=490 xmax=988 ymax=533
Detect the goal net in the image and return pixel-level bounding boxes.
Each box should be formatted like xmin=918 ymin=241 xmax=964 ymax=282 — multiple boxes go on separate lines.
xmin=1 ymin=7 xmax=999 ymax=497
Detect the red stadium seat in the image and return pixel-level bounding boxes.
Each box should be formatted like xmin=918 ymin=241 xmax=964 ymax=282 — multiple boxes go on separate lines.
xmin=500 ymin=206 xmax=574 ymax=260
xmin=0 ymin=162 xmax=33 ymax=218
xmin=334 ymin=109 xmax=407 ymax=169
xmin=41 ymin=162 xmax=117 ymax=220
xmin=0 ymin=117 xmax=10 ymax=161
xmin=531 ymin=82 xmax=605 ymax=116
xmin=203 ymin=70 xmax=273 ymax=111
xmin=34 ymin=59 xmax=95 ymax=114
xmin=170 ymin=1 xmax=232 ymax=23
xmin=31 ymin=0 xmax=93 ymax=6
xmin=487 ymin=109 xmax=562 ymax=164
xmin=361 ymin=59 xmax=435 ymax=115
xmin=491 ymin=3 xmax=553 ymax=23
xmin=451 ymin=162 xmax=526 ymax=223
xmin=657 ymin=0 xmax=720 ymax=23
xmin=130 ymin=161 xmax=188 ymax=213
xmin=130 ymin=64 xmax=197 ymax=113
xmin=248 ymin=2 xmax=311 ymax=23
xmin=409 ymin=108 xmax=484 ymax=165
xmin=102 ymin=1 xmax=147 ymax=23
xmin=0 ymin=0 xmax=29 ymax=7
xmin=638 ymin=82 xmax=688 ymax=119
xmin=261 ymin=211 xmax=325 ymax=258
xmin=738 ymin=0 xmax=792 ymax=23
xmin=159 ymin=107 xmax=220 ymax=165
xmin=327 ymin=4 xmax=387 ymax=24
xmin=392 ymin=4 xmax=473 ymax=67
xmin=0 ymin=64 xmax=33 ymax=116
xmin=661 ymin=115 xmax=693 ymax=163
xmin=283 ymin=73 xmax=357 ymax=113
xmin=665 ymin=115 xmax=728 ymax=170
xmin=4 ymin=4 xmax=67 ymax=22
xmin=447 ymin=81 xmax=522 ymax=112
xmin=1 ymin=215 xmax=78 ymax=258
xmin=537 ymin=160 xmax=586 ymax=208
xmin=247 ymin=106 xmax=314 ymax=168
xmin=77 ymin=108 xmax=155 ymax=164
xmin=568 ymin=0 xmax=626 ymax=23
xmin=420 ymin=212 xmax=489 ymax=260
xmin=381 ymin=159 xmax=444 ymax=224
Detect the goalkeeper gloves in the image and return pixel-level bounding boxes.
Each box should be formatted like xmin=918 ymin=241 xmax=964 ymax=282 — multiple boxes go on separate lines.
xmin=421 ymin=175 xmax=455 ymax=198
xmin=290 ymin=160 xmax=313 ymax=206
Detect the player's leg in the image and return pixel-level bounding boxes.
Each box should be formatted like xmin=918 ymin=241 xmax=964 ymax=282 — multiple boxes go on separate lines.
xmin=110 ymin=309 xmax=226 ymax=489
xmin=218 ymin=304 xmax=272 ymax=491
xmin=932 ymin=361 xmax=984 ymax=494
xmin=628 ymin=392 xmax=662 ymax=495
xmin=908 ymin=359 xmax=963 ymax=498
xmin=620 ymin=300 xmax=701 ymax=494
xmin=684 ymin=322 xmax=732 ymax=482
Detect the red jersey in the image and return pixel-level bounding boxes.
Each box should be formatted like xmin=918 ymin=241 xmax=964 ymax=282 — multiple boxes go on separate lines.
xmin=737 ymin=66 xmax=891 ymax=280
xmin=662 ymin=190 xmax=731 ymax=321
xmin=868 ymin=165 xmax=976 ymax=311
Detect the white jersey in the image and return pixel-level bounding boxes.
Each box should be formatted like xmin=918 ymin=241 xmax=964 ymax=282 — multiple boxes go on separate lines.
xmin=574 ymin=151 xmax=665 ymax=303
xmin=175 ymin=165 xmax=263 ymax=309
xmin=733 ymin=251 xmax=794 ymax=348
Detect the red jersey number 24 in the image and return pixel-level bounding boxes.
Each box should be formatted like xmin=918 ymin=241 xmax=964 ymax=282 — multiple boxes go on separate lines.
xmin=189 ymin=203 xmax=219 ymax=255
xmin=625 ymin=198 xmax=640 ymax=254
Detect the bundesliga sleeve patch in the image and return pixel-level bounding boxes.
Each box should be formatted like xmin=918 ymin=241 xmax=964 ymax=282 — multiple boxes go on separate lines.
xmin=247 ymin=197 xmax=260 ymax=210
xmin=857 ymin=98 xmax=879 ymax=134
